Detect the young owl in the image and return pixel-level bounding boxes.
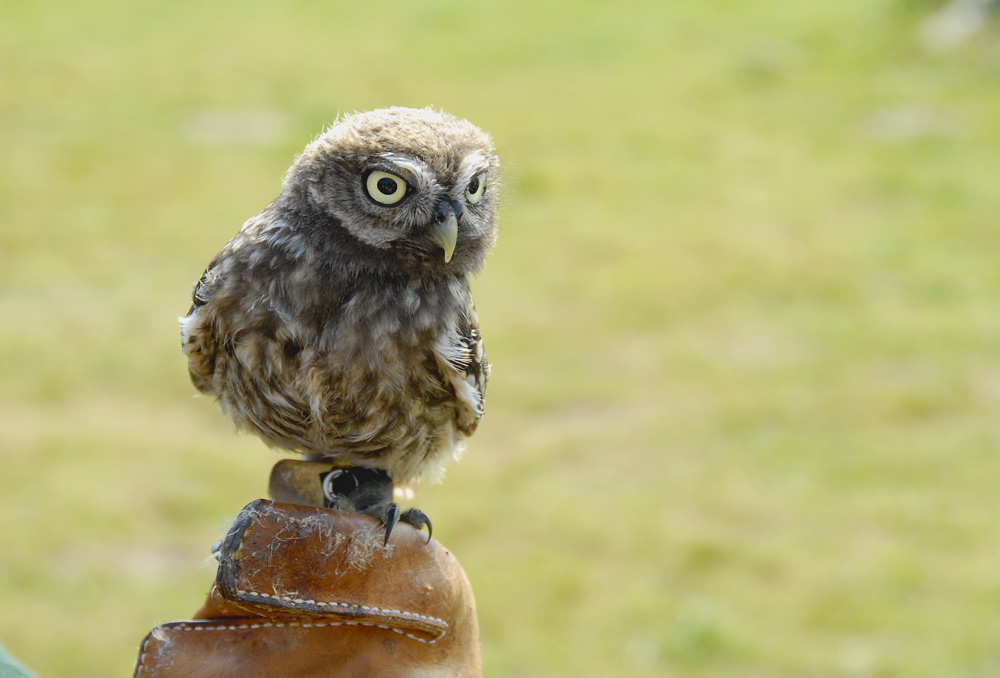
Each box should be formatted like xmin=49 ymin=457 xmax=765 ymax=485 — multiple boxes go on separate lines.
xmin=181 ymin=107 xmax=498 ymax=541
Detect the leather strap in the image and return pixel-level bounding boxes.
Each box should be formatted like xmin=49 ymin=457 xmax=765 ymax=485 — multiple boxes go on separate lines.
xmin=268 ymin=458 xmax=339 ymax=507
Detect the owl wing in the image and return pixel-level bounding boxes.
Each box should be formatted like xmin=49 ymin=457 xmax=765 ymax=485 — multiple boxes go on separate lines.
xmin=435 ymin=301 xmax=490 ymax=436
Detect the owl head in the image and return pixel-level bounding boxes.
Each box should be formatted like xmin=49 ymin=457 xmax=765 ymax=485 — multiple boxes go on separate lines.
xmin=281 ymin=107 xmax=499 ymax=276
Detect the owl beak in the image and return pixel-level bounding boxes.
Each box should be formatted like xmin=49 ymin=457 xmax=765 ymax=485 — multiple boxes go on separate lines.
xmin=428 ymin=211 xmax=459 ymax=263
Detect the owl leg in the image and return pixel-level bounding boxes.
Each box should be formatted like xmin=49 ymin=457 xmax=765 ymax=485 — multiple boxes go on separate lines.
xmin=320 ymin=467 xmax=432 ymax=545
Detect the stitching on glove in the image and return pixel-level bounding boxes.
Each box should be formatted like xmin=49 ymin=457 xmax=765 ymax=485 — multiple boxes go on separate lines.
xmin=241 ymin=589 xmax=449 ymax=628
xmin=135 ymin=619 xmax=441 ymax=675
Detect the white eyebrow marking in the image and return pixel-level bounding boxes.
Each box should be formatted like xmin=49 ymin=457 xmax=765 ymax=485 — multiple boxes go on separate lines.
xmin=456 ymin=153 xmax=489 ymax=188
xmin=376 ymin=153 xmax=434 ymax=192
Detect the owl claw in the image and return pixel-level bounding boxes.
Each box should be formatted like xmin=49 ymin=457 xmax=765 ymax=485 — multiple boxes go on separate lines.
xmin=401 ymin=508 xmax=432 ymax=544
xmin=379 ymin=503 xmax=401 ymax=545
xmin=376 ymin=504 xmax=432 ymax=545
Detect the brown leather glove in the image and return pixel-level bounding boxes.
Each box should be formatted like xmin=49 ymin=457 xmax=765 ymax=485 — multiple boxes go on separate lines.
xmin=134 ymin=490 xmax=481 ymax=677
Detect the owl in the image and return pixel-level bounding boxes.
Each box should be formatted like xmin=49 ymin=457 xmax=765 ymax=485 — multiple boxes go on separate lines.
xmin=181 ymin=107 xmax=498 ymax=542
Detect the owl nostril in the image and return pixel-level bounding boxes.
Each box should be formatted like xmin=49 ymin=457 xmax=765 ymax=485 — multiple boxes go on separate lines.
xmin=436 ymin=200 xmax=463 ymax=222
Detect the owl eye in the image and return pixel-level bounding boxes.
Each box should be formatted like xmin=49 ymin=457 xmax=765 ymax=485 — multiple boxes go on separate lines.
xmin=365 ymin=170 xmax=409 ymax=205
xmin=466 ymin=173 xmax=487 ymax=204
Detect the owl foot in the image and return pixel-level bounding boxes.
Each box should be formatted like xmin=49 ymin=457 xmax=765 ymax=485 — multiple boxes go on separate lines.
xmin=367 ymin=504 xmax=433 ymax=546
xmin=319 ymin=467 xmax=432 ymax=545
xmin=400 ymin=507 xmax=432 ymax=542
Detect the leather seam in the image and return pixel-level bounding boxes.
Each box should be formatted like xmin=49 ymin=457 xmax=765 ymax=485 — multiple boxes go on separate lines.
xmin=239 ymin=589 xmax=450 ymax=628
xmin=135 ymin=618 xmax=440 ymax=675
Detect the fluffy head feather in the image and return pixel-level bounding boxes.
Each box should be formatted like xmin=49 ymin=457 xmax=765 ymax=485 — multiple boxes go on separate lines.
xmin=277 ymin=107 xmax=499 ymax=277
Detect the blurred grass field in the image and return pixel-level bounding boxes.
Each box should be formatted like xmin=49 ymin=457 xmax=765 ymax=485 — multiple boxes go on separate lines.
xmin=2 ymin=0 xmax=1000 ymax=675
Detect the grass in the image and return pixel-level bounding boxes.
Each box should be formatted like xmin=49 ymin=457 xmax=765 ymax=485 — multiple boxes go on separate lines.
xmin=2 ymin=0 xmax=1000 ymax=675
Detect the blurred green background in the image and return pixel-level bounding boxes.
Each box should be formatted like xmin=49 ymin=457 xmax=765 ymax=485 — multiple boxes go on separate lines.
xmin=2 ymin=0 xmax=999 ymax=675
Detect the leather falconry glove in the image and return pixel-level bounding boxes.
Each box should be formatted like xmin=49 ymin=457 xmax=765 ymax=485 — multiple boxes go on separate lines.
xmin=133 ymin=460 xmax=482 ymax=677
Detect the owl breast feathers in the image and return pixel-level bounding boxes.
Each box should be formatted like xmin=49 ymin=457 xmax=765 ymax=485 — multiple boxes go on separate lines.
xmin=180 ymin=107 xmax=497 ymax=485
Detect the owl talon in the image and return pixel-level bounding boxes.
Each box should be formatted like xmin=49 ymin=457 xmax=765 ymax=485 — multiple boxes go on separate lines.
xmin=401 ymin=508 xmax=432 ymax=544
xmin=379 ymin=503 xmax=401 ymax=545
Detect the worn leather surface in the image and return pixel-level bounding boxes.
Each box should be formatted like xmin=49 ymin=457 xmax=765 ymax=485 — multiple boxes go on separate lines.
xmin=133 ymin=497 xmax=481 ymax=677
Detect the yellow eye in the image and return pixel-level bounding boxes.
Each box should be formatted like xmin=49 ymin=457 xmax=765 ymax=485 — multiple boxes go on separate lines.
xmin=466 ymin=173 xmax=486 ymax=204
xmin=365 ymin=171 xmax=408 ymax=205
